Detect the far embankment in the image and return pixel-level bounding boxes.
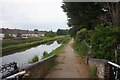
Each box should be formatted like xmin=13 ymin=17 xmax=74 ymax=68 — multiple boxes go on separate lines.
xmin=2 ymin=36 xmax=65 ymax=56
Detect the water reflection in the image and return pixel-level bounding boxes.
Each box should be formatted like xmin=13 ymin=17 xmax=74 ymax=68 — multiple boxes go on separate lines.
xmin=1 ymin=41 xmax=61 ymax=67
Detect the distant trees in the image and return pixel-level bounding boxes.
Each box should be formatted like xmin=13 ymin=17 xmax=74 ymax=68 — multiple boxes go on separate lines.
xmin=45 ymin=30 xmax=56 ymax=37
xmin=34 ymin=29 xmax=39 ymax=32
xmin=4 ymin=33 xmax=14 ymax=39
xmin=57 ymin=29 xmax=69 ymax=36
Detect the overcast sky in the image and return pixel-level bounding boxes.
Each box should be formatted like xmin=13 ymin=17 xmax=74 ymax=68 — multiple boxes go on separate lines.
xmin=0 ymin=0 xmax=69 ymax=31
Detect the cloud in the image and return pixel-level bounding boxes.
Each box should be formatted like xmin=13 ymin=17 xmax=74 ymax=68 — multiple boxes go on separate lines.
xmin=0 ymin=0 xmax=68 ymax=31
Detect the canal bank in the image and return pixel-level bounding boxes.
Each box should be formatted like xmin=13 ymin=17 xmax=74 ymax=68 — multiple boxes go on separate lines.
xmin=1 ymin=36 xmax=70 ymax=67
xmin=1 ymin=41 xmax=61 ymax=67
xmin=2 ymin=36 xmax=64 ymax=56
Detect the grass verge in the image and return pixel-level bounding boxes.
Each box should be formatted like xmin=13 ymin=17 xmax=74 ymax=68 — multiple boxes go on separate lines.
xmin=90 ymin=66 xmax=97 ymax=78
xmin=42 ymin=36 xmax=71 ymax=59
xmin=42 ymin=36 xmax=71 ymax=70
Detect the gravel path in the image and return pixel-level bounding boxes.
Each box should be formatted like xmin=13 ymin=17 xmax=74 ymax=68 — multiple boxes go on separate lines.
xmin=45 ymin=39 xmax=90 ymax=78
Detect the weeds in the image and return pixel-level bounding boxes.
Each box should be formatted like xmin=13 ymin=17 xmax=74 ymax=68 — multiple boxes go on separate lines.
xmin=90 ymin=66 xmax=97 ymax=78
xmin=28 ymin=55 xmax=39 ymax=63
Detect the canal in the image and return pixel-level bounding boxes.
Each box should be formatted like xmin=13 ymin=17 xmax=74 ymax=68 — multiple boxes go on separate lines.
xmin=0 ymin=41 xmax=61 ymax=67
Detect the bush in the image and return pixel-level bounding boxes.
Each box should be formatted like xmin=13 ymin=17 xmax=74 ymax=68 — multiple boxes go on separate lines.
xmin=75 ymin=25 xmax=120 ymax=61
xmin=75 ymin=28 xmax=91 ymax=43
xmin=4 ymin=33 xmax=14 ymax=39
xmin=29 ymin=55 xmax=39 ymax=63
xmin=90 ymin=66 xmax=97 ymax=78
xmin=74 ymin=42 xmax=89 ymax=56
xmin=45 ymin=31 xmax=56 ymax=37
xmin=90 ymin=26 xmax=120 ymax=61
xmin=42 ymin=51 xmax=49 ymax=59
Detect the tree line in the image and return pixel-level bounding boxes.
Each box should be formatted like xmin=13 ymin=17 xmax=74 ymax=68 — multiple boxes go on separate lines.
xmin=61 ymin=2 xmax=120 ymax=64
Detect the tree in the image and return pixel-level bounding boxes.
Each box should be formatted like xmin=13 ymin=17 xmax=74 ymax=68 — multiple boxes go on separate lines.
xmin=61 ymin=2 xmax=105 ymax=37
xmin=45 ymin=30 xmax=56 ymax=37
xmin=106 ymin=2 xmax=120 ymax=28
xmin=57 ymin=29 xmax=69 ymax=36
xmin=4 ymin=33 xmax=14 ymax=39
xmin=61 ymin=2 xmax=120 ymax=37
xmin=34 ymin=29 xmax=39 ymax=32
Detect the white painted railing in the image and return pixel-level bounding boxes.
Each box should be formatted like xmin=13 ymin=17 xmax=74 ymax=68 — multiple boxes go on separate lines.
xmin=6 ymin=71 xmax=26 ymax=79
xmin=108 ymin=61 xmax=120 ymax=69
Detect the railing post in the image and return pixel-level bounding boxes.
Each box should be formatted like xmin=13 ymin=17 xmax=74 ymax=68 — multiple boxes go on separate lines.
xmin=117 ymin=44 xmax=120 ymax=79
xmin=117 ymin=44 xmax=120 ymax=65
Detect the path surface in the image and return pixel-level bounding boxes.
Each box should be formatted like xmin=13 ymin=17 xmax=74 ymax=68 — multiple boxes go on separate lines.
xmin=45 ymin=39 xmax=90 ymax=78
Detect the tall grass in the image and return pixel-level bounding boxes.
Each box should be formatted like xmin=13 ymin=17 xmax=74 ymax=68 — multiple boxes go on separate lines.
xmin=90 ymin=66 xmax=97 ymax=78
xmin=42 ymin=51 xmax=49 ymax=59
xmin=28 ymin=55 xmax=39 ymax=63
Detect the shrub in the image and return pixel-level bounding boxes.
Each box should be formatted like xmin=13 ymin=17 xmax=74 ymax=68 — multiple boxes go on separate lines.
xmin=29 ymin=55 xmax=39 ymax=63
xmin=90 ymin=26 xmax=120 ymax=61
xmin=75 ymin=28 xmax=91 ymax=43
xmin=42 ymin=51 xmax=49 ymax=59
xmin=75 ymin=25 xmax=120 ymax=61
xmin=4 ymin=33 xmax=14 ymax=39
xmin=90 ymin=66 xmax=97 ymax=78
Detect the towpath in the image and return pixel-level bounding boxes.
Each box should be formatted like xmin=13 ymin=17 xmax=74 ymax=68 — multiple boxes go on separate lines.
xmin=45 ymin=39 xmax=90 ymax=78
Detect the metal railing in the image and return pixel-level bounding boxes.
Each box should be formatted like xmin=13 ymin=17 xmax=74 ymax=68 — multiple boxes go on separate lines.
xmin=0 ymin=62 xmax=20 ymax=79
xmin=108 ymin=61 xmax=120 ymax=80
xmin=0 ymin=54 xmax=56 ymax=80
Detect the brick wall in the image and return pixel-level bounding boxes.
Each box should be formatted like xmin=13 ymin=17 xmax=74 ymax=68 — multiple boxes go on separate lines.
xmin=85 ymin=57 xmax=110 ymax=79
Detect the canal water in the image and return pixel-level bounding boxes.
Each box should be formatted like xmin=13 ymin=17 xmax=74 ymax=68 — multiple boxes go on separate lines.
xmin=0 ymin=41 xmax=61 ymax=67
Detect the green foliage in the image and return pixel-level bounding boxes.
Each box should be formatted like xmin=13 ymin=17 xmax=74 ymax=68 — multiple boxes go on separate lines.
xmin=61 ymin=2 xmax=106 ymax=37
xmin=45 ymin=31 xmax=56 ymax=37
xmin=90 ymin=66 xmax=97 ymax=78
xmin=42 ymin=51 xmax=49 ymax=59
xmin=75 ymin=26 xmax=120 ymax=61
xmin=57 ymin=29 xmax=69 ymax=36
xmin=41 ymin=36 xmax=70 ymax=59
xmin=69 ymin=25 xmax=81 ymax=38
xmin=28 ymin=55 xmax=39 ymax=63
xmin=4 ymin=33 xmax=14 ymax=39
xmin=2 ymin=36 xmax=63 ymax=56
xmin=34 ymin=29 xmax=39 ymax=31
xmin=74 ymin=41 xmax=89 ymax=56
xmin=90 ymin=26 xmax=120 ymax=61
xmin=46 ymin=41 xmax=54 ymax=45
xmin=57 ymin=36 xmax=70 ymax=44
xmin=75 ymin=28 xmax=88 ymax=42
xmin=2 ymin=37 xmax=43 ymax=48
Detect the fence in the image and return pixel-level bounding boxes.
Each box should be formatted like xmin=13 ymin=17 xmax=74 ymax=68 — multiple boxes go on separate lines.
xmin=86 ymin=57 xmax=120 ymax=80
xmin=108 ymin=61 xmax=120 ymax=80
xmin=1 ymin=54 xmax=57 ymax=80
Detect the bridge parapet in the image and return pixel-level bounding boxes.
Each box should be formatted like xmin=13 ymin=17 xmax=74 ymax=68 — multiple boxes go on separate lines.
xmin=1 ymin=55 xmax=57 ymax=80
xmin=21 ymin=54 xmax=57 ymax=79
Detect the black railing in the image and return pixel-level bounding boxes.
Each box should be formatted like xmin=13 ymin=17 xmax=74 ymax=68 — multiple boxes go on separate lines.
xmin=0 ymin=62 xmax=19 ymax=79
xmin=108 ymin=61 xmax=120 ymax=80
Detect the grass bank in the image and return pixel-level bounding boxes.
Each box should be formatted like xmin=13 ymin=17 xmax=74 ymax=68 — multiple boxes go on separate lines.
xmin=42 ymin=36 xmax=71 ymax=71
xmin=42 ymin=36 xmax=71 ymax=59
xmin=2 ymin=36 xmax=64 ymax=56
xmin=2 ymin=37 xmax=59 ymax=48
